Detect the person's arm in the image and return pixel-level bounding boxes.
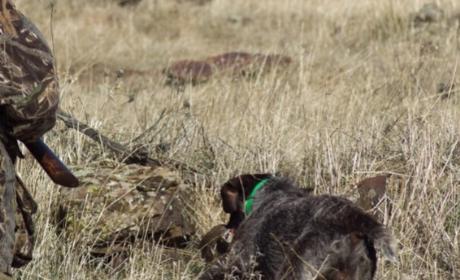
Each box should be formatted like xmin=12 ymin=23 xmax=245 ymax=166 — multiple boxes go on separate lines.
xmin=0 ymin=0 xmax=59 ymax=143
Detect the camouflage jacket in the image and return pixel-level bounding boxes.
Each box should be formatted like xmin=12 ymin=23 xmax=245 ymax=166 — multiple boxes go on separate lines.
xmin=0 ymin=0 xmax=59 ymax=271
xmin=0 ymin=0 xmax=58 ymax=143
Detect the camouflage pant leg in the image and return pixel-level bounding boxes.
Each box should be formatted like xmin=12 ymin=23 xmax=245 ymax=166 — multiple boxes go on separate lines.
xmin=0 ymin=140 xmax=16 ymax=276
xmin=13 ymin=177 xmax=36 ymax=269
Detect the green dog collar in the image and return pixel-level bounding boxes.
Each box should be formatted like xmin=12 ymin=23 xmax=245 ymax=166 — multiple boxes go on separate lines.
xmin=244 ymin=178 xmax=269 ymax=215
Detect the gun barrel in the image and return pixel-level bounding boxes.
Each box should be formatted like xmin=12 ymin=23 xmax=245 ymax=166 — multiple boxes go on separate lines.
xmin=24 ymin=140 xmax=79 ymax=188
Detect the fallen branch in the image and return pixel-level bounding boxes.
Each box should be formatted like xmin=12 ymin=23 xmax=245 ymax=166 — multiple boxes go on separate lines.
xmin=57 ymin=110 xmax=201 ymax=178
xmin=57 ymin=110 xmax=160 ymax=166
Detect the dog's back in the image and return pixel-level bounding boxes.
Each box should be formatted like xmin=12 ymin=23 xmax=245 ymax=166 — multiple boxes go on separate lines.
xmin=279 ymin=224 xmax=378 ymax=279
xmin=200 ymin=177 xmax=397 ymax=280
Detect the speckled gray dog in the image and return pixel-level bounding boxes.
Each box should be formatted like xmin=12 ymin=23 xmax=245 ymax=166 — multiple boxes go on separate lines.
xmin=200 ymin=175 xmax=397 ymax=280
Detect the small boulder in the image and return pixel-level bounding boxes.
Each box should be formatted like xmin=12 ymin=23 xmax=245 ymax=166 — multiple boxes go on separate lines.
xmin=207 ymin=52 xmax=292 ymax=76
xmin=175 ymin=0 xmax=212 ymax=5
xmin=117 ymin=0 xmax=142 ymax=7
xmin=163 ymin=60 xmax=213 ymax=86
xmin=413 ymin=3 xmax=444 ymax=26
xmin=163 ymin=52 xmax=293 ymax=86
xmin=437 ymin=82 xmax=455 ymax=99
xmin=207 ymin=52 xmax=255 ymax=74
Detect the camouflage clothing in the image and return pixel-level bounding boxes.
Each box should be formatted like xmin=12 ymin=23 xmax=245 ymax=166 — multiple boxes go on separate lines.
xmin=0 ymin=0 xmax=59 ymax=275
xmin=0 ymin=0 xmax=58 ymax=142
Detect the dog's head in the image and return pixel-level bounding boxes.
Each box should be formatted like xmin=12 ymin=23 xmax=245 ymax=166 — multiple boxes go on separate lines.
xmin=220 ymin=173 xmax=273 ymax=229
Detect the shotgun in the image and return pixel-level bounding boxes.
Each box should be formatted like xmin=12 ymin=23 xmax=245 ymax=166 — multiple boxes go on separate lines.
xmin=24 ymin=139 xmax=79 ymax=188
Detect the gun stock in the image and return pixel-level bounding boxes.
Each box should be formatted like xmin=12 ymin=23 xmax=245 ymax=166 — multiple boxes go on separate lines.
xmin=24 ymin=140 xmax=79 ymax=188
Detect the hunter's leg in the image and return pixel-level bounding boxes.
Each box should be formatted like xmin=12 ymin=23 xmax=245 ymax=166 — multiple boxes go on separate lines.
xmin=0 ymin=142 xmax=16 ymax=277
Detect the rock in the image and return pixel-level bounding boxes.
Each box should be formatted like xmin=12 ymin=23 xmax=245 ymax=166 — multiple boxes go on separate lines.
xmin=164 ymin=52 xmax=293 ymax=86
xmin=175 ymin=0 xmax=213 ymax=5
xmin=226 ymin=15 xmax=252 ymax=26
xmin=207 ymin=52 xmax=292 ymax=76
xmin=163 ymin=60 xmax=213 ymax=86
xmin=54 ymin=161 xmax=194 ymax=261
xmin=437 ymin=82 xmax=455 ymax=99
xmin=75 ymin=63 xmax=153 ymax=86
xmin=207 ymin=52 xmax=255 ymax=73
xmin=413 ymin=3 xmax=444 ymax=26
xmin=118 ymin=0 xmax=142 ymax=7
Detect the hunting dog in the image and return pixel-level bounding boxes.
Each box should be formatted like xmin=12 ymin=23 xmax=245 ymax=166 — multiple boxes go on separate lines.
xmin=200 ymin=174 xmax=397 ymax=280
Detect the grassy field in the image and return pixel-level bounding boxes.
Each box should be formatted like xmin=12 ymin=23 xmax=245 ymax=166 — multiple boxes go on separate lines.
xmin=11 ymin=0 xmax=460 ymax=279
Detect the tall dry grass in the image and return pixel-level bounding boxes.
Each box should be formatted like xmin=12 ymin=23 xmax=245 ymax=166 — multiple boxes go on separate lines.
xmin=9 ymin=0 xmax=460 ymax=279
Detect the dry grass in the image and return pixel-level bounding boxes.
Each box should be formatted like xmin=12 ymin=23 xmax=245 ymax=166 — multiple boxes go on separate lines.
xmin=9 ymin=0 xmax=460 ymax=279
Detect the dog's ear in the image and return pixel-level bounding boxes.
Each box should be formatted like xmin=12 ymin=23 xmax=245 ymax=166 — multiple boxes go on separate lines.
xmin=220 ymin=173 xmax=273 ymax=214
xmin=221 ymin=184 xmax=240 ymax=213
